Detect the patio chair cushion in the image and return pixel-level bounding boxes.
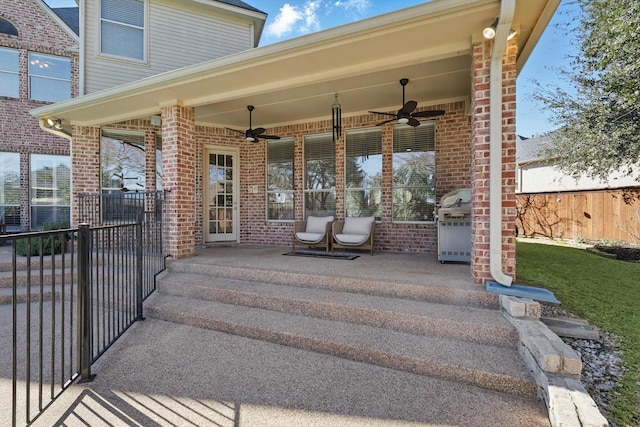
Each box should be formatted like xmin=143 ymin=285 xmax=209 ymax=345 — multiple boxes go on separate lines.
xmin=341 ymin=216 xmax=374 ymax=235
xmin=334 ymin=216 xmax=375 ymax=246
xmin=334 ymin=232 xmax=369 ymax=245
xmin=294 ymin=231 xmax=325 ymax=244
xmin=305 ymin=215 xmax=334 ymax=233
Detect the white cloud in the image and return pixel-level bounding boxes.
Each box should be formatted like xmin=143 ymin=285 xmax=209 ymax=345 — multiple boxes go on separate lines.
xmin=265 ymin=1 xmax=322 ymax=39
xmin=333 ymin=0 xmax=370 ymax=16
xmin=265 ymin=4 xmax=303 ymax=38
xmin=300 ymin=1 xmax=321 ymax=34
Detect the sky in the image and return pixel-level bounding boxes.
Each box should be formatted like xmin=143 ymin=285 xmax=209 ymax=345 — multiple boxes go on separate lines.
xmin=44 ymin=0 xmax=579 ymax=138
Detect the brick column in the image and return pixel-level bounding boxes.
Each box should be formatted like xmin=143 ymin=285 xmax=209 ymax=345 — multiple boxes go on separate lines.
xmin=470 ymin=38 xmax=518 ymax=284
xmin=161 ymin=103 xmax=196 ymax=259
xmin=71 ymin=126 xmax=101 ymax=226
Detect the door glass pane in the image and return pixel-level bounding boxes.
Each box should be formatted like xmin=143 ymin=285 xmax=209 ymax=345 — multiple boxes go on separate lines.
xmin=208 ymin=151 xmax=234 ymax=237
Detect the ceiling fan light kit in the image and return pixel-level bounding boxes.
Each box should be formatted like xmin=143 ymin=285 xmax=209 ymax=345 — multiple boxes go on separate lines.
xmin=368 ymin=78 xmax=445 ymax=127
xmin=226 ymin=105 xmax=281 ymax=143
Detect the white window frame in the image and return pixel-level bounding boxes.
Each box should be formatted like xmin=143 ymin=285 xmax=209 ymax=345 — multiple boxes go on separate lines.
xmin=0 ymin=47 xmax=19 ymax=98
xmin=303 ymin=133 xmax=336 ymax=219
xmin=28 ymin=52 xmax=71 ymax=102
xmin=99 ymin=0 xmax=148 ymax=63
xmin=266 ymin=138 xmax=295 ymax=221
xmin=0 ymin=152 xmax=21 ymax=230
xmin=392 ymin=122 xmax=437 ymax=223
xmin=344 ymin=127 xmax=383 ymax=219
xmin=30 ymin=154 xmax=71 ymax=230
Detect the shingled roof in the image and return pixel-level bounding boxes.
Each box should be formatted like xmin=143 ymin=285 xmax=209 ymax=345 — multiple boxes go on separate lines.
xmin=51 ymin=7 xmax=79 ymax=35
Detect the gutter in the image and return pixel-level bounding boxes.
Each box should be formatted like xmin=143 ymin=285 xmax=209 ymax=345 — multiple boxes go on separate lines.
xmin=489 ymin=0 xmax=515 ymax=286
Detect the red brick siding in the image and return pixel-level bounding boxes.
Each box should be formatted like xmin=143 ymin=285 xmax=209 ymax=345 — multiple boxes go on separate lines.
xmin=0 ymin=0 xmax=78 ymax=230
xmin=191 ymin=101 xmax=470 ymax=254
xmin=470 ymin=39 xmax=518 ymax=284
xmin=70 ymin=126 xmax=100 ymax=226
xmin=161 ymin=105 xmax=196 ymax=259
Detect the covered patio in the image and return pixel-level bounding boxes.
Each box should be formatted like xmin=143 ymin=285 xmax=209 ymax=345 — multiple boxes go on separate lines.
xmin=31 ymin=0 xmax=561 ymax=285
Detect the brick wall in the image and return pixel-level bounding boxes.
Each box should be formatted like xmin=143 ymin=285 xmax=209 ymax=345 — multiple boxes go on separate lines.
xmin=192 ymin=101 xmax=470 ymax=253
xmin=161 ymin=104 xmax=196 ymax=259
xmin=470 ymin=39 xmax=518 ymax=284
xmin=70 ymin=126 xmax=100 ymax=226
xmin=0 ymin=0 xmax=78 ymax=230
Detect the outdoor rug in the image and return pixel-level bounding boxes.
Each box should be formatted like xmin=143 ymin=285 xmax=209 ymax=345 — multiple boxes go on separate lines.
xmin=486 ymin=281 xmax=561 ymax=304
xmin=283 ymin=251 xmax=359 ymax=260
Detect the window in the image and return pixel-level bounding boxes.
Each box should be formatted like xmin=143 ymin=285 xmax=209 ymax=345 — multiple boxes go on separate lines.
xmin=101 ymin=130 xmax=147 ymax=192
xmin=0 ymin=18 xmax=19 ymax=36
xmin=345 ymin=128 xmax=382 ymax=219
xmin=30 ymin=155 xmax=71 ymax=229
xmin=28 ymin=53 xmax=71 ymax=102
xmin=101 ymin=0 xmax=145 ymax=61
xmin=0 ymin=152 xmax=20 ymax=230
xmin=392 ymin=123 xmax=436 ymax=222
xmin=267 ymin=138 xmax=294 ymax=220
xmin=304 ymin=133 xmax=335 ymax=218
xmin=155 ymin=133 xmax=163 ymax=191
xmin=0 ymin=48 xmax=19 ymax=98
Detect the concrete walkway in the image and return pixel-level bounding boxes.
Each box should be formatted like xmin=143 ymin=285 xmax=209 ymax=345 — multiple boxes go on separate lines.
xmin=29 ymin=317 xmax=550 ymax=427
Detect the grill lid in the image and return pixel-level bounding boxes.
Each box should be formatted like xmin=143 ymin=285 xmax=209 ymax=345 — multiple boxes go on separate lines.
xmin=440 ymin=188 xmax=471 ymax=208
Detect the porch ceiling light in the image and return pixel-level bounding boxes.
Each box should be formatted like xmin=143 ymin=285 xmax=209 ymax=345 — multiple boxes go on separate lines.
xmin=483 ymin=18 xmax=498 ymax=39
xmin=397 ymin=117 xmax=409 ymax=124
xmin=47 ymin=118 xmax=63 ymax=130
xmin=483 ymin=18 xmax=517 ymax=40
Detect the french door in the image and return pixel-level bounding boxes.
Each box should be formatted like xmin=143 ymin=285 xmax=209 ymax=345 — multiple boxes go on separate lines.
xmin=204 ymin=147 xmax=239 ymax=242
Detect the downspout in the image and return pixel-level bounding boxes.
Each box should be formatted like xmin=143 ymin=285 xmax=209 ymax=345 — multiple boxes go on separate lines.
xmin=79 ymin=0 xmax=85 ymax=96
xmin=489 ymin=0 xmax=515 ymax=286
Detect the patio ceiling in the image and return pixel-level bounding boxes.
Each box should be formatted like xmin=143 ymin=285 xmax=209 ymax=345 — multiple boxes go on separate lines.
xmin=31 ymin=0 xmax=560 ymax=131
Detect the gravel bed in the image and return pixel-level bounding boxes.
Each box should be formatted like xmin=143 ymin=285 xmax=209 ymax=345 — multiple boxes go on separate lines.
xmin=542 ymin=303 xmax=626 ymax=426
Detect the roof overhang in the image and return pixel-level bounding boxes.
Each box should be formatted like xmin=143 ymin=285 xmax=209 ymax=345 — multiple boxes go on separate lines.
xmin=31 ymin=0 xmax=560 ymax=132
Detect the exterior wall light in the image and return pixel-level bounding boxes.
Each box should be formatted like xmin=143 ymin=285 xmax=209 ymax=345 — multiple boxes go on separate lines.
xmin=47 ymin=118 xmax=63 ymax=130
xmin=483 ymin=18 xmax=517 ymax=40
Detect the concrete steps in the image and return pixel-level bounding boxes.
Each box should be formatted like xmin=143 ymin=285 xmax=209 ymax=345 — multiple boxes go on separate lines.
xmin=148 ymin=261 xmax=539 ymax=399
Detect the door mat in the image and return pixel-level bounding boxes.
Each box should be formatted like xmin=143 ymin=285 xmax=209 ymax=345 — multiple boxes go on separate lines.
xmin=283 ymin=251 xmax=359 ymax=260
xmin=486 ymin=281 xmax=561 ymax=304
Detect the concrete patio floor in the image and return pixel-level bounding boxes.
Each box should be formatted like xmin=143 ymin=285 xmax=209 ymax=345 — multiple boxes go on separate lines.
xmin=5 ymin=245 xmax=552 ymax=426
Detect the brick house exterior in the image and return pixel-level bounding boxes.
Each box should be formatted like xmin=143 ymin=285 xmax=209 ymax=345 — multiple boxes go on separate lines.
xmin=30 ymin=0 xmax=559 ymax=285
xmin=0 ymin=0 xmax=78 ymax=231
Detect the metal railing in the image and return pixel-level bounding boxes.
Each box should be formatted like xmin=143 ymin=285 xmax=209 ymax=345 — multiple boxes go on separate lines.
xmin=77 ymin=190 xmax=165 ymax=227
xmin=1 ymin=210 xmax=165 ymax=426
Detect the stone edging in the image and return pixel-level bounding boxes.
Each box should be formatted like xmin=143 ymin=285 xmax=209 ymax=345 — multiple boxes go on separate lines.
xmin=500 ymin=295 xmax=609 ymax=427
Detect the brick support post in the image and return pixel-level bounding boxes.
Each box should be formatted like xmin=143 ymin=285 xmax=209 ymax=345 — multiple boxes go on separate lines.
xmin=470 ymin=38 xmax=518 ymax=284
xmin=161 ymin=103 xmax=196 ymax=259
xmin=71 ymin=126 xmax=101 ymax=226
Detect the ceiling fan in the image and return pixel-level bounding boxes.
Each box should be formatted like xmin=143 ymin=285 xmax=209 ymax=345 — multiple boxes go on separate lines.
xmin=226 ymin=105 xmax=280 ymax=142
xmin=369 ymin=78 xmax=445 ymax=127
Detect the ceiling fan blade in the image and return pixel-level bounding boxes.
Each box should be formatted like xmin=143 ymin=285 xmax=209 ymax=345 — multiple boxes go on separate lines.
xmin=412 ymin=110 xmax=446 ymax=118
xmin=261 ymin=135 xmax=281 ymax=140
xmin=407 ymin=118 xmax=421 ymax=127
xmin=400 ymin=100 xmax=417 ymax=114
xmin=375 ymin=118 xmax=397 ymax=126
xmin=253 ymin=127 xmax=266 ymax=135
xmin=369 ymin=110 xmax=397 ymax=118
xmin=226 ymin=127 xmax=245 ymax=136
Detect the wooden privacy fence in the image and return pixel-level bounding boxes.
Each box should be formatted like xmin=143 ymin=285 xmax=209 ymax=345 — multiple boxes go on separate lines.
xmin=516 ymin=189 xmax=640 ymax=244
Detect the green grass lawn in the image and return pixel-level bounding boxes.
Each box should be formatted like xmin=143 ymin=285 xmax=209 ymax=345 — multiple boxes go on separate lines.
xmin=516 ymin=240 xmax=640 ymax=426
